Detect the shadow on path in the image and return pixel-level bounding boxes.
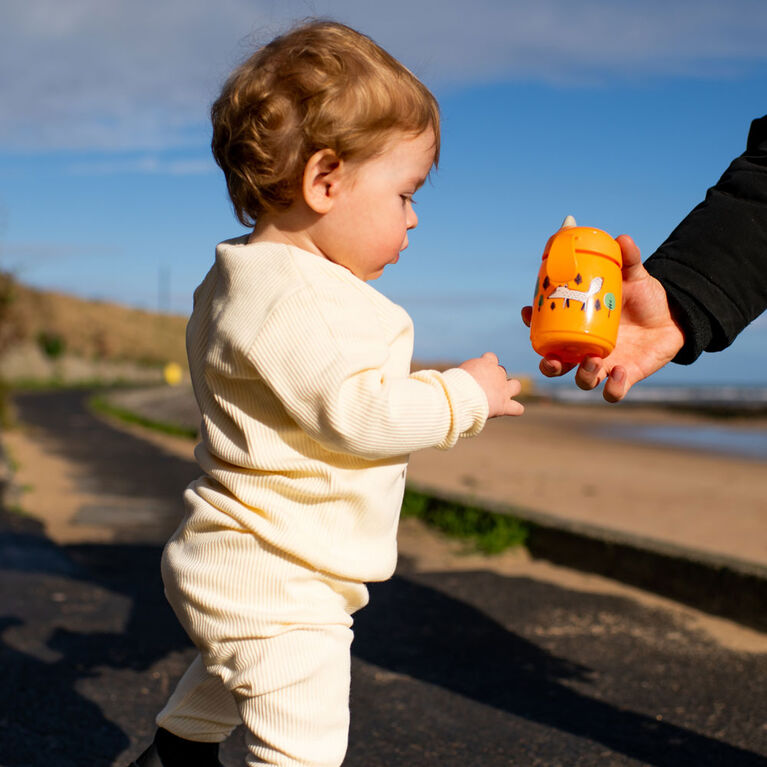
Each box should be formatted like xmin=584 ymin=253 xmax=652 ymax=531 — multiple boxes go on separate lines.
xmin=0 ymin=508 xmax=191 ymax=766
xmin=352 ymin=572 xmax=766 ymax=766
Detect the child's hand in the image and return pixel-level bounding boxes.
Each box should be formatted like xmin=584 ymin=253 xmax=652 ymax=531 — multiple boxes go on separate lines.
xmin=459 ymin=353 xmax=525 ymax=418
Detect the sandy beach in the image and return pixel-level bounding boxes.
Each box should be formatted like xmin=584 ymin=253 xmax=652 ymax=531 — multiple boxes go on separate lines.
xmin=407 ymin=401 xmax=767 ymax=569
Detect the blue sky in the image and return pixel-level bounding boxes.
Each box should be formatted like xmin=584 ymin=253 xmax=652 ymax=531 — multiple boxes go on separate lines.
xmin=2 ymin=0 xmax=766 ymax=387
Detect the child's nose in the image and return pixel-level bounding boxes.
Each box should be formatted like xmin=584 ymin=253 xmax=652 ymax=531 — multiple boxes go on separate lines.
xmin=407 ymin=204 xmax=418 ymax=230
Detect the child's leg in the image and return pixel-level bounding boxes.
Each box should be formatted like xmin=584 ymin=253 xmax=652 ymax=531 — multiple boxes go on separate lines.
xmin=208 ymin=623 xmax=354 ymax=767
xmin=160 ymin=498 xmax=369 ymax=766
xmin=156 ymin=653 xmax=242 ymax=742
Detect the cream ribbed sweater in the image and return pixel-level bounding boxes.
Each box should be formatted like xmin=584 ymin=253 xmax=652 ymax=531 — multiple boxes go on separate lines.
xmin=184 ymin=237 xmax=489 ymax=582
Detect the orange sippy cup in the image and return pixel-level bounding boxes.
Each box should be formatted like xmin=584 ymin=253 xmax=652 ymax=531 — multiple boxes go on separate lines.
xmin=530 ymin=221 xmax=622 ymax=364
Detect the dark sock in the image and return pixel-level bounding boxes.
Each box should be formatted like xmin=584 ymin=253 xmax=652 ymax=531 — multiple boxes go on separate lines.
xmin=154 ymin=727 xmax=220 ymax=766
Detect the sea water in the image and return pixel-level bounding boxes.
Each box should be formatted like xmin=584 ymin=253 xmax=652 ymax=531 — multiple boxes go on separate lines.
xmin=610 ymin=423 xmax=767 ymax=461
xmin=542 ymin=384 xmax=767 ymax=461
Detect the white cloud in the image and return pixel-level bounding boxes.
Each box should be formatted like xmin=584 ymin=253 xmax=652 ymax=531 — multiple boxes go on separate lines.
xmin=327 ymin=0 xmax=767 ymax=85
xmin=2 ymin=0 xmax=767 ymax=151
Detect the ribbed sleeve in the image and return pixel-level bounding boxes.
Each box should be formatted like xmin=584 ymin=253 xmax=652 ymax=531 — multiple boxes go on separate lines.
xmin=249 ymin=285 xmax=488 ymax=459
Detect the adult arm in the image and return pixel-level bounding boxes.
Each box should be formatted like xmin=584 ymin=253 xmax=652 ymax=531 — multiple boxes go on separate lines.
xmin=644 ymin=114 xmax=767 ymax=363
xmin=525 ymin=115 xmax=767 ymax=401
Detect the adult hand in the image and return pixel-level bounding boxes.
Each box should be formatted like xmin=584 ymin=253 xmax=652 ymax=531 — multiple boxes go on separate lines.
xmin=521 ymin=234 xmax=686 ymax=402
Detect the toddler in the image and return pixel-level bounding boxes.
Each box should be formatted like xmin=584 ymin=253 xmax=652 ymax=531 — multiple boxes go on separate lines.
xmin=129 ymin=19 xmax=523 ymax=767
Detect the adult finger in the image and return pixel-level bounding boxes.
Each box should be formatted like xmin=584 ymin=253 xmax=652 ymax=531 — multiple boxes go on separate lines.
xmin=615 ymin=234 xmax=644 ymax=280
xmin=539 ymin=356 xmax=576 ymax=378
xmin=574 ymin=355 xmax=607 ymax=390
xmin=602 ymin=365 xmax=630 ymax=402
xmin=521 ymin=306 xmax=532 ymax=327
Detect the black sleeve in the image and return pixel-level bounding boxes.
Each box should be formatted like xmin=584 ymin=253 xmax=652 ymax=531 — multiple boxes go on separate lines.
xmin=644 ymin=115 xmax=767 ymax=364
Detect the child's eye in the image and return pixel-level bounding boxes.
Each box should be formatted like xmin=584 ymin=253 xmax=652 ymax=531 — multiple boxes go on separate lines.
xmin=401 ymin=194 xmax=416 ymax=205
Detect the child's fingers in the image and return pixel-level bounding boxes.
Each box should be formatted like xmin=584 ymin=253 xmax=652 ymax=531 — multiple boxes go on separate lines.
xmin=503 ymin=378 xmax=525 ymax=416
xmin=482 ymin=351 xmax=509 ymax=380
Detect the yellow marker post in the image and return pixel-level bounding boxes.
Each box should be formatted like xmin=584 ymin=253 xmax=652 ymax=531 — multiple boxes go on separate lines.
xmin=163 ymin=362 xmax=184 ymax=386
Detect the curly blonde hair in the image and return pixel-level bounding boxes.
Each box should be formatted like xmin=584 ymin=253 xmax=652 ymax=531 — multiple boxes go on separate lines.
xmin=211 ymin=20 xmax=440 ymax=227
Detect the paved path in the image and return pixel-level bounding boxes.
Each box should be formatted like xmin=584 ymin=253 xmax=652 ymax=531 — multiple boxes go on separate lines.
xmin=1 ymin=390 xmax=766 ymax=766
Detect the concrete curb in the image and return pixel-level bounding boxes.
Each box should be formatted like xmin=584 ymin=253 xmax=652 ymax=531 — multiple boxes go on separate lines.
xmin=406 ymin=481 xmax=767 ymax=634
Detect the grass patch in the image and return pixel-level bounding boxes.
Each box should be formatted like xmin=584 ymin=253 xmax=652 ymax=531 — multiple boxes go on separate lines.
xmin=401 ymin=488 xmax=529 ymax=555
xmin=89 ymin=395 xmax=198 ymax=440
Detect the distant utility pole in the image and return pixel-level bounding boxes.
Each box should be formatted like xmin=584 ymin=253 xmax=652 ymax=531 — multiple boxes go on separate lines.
xmin=158 ymin=265 xmax=171 ymax=314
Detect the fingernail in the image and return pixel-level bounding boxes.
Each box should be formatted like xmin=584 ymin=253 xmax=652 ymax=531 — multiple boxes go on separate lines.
xmin=611 ymin=368 xmax=625 ymax=383
xmin=583 ymin=357 xmax=598 ymax=373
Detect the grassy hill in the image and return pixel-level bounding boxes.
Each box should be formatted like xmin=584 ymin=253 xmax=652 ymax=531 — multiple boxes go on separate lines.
xmin=0 ymin=275 xmax=188 ymax=383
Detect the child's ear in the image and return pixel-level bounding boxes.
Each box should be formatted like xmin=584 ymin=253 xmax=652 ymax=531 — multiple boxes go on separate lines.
xmin=302 ymin=149 xmax=344 ymax=214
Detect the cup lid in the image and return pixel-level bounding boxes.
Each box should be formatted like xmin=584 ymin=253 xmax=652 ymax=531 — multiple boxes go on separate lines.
xmin=543 ymin=227 xmax=622 ymax=274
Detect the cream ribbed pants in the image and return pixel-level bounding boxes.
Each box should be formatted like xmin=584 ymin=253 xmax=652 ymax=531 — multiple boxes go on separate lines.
xmin=156 ymin=499 xmax=369 ymax=767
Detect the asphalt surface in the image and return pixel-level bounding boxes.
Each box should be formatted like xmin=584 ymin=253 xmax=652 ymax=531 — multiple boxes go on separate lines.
xmin=1 ymin=390 xmax=766 ymax=766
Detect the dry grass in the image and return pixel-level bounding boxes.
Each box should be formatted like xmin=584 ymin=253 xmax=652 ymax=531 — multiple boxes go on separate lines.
xmin=2 ymin=278 xmax=188 ymax=367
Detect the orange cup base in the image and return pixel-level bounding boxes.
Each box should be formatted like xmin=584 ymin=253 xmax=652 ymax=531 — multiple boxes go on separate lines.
xmin=532 ymin=331 xmax=615 ymax=364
